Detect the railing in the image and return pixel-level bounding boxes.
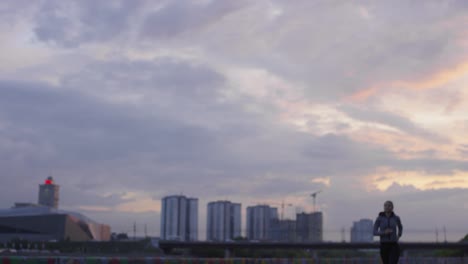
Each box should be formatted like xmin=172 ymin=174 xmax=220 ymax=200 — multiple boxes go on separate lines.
xmin=158 ymin=241 xmax=468 ymax=251
xmin=158 ymin=241 xmax=468 ymax=259
xmin=0 ymin=256 xmax=466 ymax=264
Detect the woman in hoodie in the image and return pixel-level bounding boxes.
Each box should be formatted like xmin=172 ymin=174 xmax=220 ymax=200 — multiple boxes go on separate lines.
xmin=373 ymin=201 xmax=403 ymax=264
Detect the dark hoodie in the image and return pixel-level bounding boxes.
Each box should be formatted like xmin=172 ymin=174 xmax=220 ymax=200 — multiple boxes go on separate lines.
xmin=373 ymin=212 xmax=403 ymax=243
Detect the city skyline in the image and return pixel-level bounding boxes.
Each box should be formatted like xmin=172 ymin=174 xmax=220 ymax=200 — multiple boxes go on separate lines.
xmin=0 ymin=177 xmax=464 ymax=242
xmin=0 ymin=0 xmax=467 ymax=242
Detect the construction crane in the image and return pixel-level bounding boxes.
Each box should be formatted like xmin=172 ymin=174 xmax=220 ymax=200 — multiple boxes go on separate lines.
xmin=259 ymin=201 xmax=293 ymax=220
xmin=310 ymin=190 xmax=322 ymax=212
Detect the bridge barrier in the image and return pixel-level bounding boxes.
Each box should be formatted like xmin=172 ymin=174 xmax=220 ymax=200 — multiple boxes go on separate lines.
xmin=1 ymin=256 xmax=467 ymax=264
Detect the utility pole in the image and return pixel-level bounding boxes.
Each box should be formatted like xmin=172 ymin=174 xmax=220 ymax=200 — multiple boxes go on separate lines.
xmin=443 ymin=226 xmax=447 ymax=243
xmin=341 ymin=227 xmax=346 ymax=242
xmin=145 ymin=224 xmax=148 ymax=238
xmin=435 ymin=227 xmax=439 ymax=243
xmin=133 ymin=221 xmax=136 ymax=240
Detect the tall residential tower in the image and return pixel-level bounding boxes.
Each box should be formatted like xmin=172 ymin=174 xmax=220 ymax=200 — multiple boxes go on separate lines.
xmin=246 ymin=205 xmax=279 ymax=240
xmin=160 ymin=195 xmax=198 ymax=241
xmin=207 ymin=201 xmax=241 ymax=241
xmin=350 ymin=219 xmax=373 ymax=242
xmin=296 ymin=211 xmax=323 ymax=242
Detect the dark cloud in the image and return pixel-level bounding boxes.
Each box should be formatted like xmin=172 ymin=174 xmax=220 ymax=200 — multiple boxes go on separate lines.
xmin=1 ymin=77 xmax=466 ymax=208
xmin=141 ymin=1 xmax=247 ymax=39
xmin=0 ymin=0 xmax=33 ymax=25
xmin=15 ymin=0 xmax=468 ymax=102
xmin=164 ymin=0 xmax=466 ymax=101
xmin=0 ymin=80 xmax=344 ymax=201
xmin=33 ymin=0 xmax=144 ymax=47
xmin=300 ymin=133 xmax=393 ymax=175
xmin=0 ymin=79 xmax=230 ymax=195
xmin=61 ymin=58 xmax=225 ymax=103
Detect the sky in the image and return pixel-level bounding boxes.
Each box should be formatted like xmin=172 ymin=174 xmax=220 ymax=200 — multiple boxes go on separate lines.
xmin=0 ymin=0 xmax=467 ymax=242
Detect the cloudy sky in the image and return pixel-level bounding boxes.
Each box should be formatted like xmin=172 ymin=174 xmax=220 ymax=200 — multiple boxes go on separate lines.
xmin=0 ymin=0 xmax=467 ymax=242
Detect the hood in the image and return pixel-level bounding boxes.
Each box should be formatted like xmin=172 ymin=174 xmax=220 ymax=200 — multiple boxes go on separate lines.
xmin=379 ymin=211 xmax=395 ymax=217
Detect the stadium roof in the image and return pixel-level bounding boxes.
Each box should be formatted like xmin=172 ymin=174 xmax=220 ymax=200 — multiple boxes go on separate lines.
xmin=0 ymin=205 xmax=97 ymax=224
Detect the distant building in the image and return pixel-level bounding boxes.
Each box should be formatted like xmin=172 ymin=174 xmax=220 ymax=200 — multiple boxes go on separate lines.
xmin=271 ymin=219 xmax=296 ymax=242
xmin=0 ymin=176 xmax=110 ymax=242
xmin=296 ymin=212 xmax=323 ymax=242
xmin=246 ymin=205 xmax=278 ymax=240
xmin=38 ymin=176 xmax=59 ymax=208
xmin=206 ymin=201 xmax=241 ymax=241
xmin=350 ymin=219 xmax=373 ymax=242
xmin=160 ymin=195 xmax=198 ymax=241
xmin=0 ymin=205 xmax=110 ymax=242
xmin=13 ymin=203 xmax=42 ymax=208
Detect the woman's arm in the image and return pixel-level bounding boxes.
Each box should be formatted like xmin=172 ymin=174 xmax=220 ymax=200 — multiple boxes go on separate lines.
xmin=397 ymin=216 xmax=403 ymax=237
xmin=373 ymin=217 xmax=382 ymax=236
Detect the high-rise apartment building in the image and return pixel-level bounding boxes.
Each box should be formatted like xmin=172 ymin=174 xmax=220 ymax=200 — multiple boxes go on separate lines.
xmin=350 ymin=219 xmax=373 ymax=242
xmin=296 ymin=212 xmax=323 ymax=242
xmin=160 ymin=195 xmax=198 ymax=241
xmin=271 ymin=219 xmax=296 ymax=242
xmin=206 ymin=201 xmax=241 ymax=241
xmin=246 ymin=205 xmax=278 ymax=240
xmin=38 ymin=176 xmax=59 ymax=208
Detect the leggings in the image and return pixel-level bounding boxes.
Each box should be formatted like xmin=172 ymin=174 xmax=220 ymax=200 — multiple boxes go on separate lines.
xmin=380 ymin=242 xmax=400 ymax=264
